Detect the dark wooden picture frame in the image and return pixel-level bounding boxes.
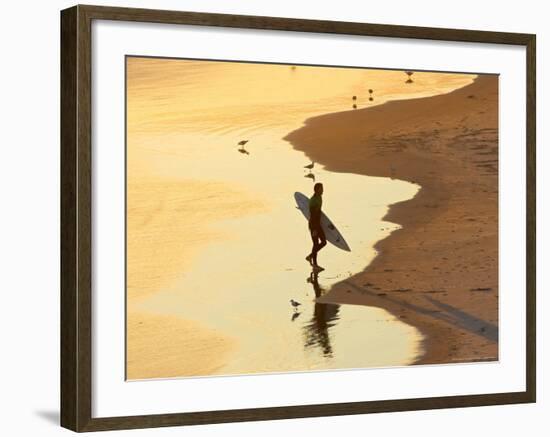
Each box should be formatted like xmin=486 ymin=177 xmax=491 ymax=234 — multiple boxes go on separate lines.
xmin=61 ymin=4 xmax=536 ymax=432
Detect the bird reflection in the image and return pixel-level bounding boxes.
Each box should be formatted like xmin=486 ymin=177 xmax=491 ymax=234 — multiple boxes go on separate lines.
xmin=304 ymin=172 xmax=315 ymax=181
xmin=301 ymin=271 xmax=340 ymax=357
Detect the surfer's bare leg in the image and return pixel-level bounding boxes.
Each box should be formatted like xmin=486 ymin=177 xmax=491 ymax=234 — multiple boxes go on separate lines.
xmin=309 ymin=227 xmax=326 ymax=269
xmin=308 ymin=233 xmax=318 ymax=266
xmin=318 ymin=228 xmax=327 ymax=254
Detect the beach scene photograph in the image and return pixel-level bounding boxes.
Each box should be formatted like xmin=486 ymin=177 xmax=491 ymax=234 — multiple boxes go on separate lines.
xmin=125 ymin=56 xmax=498 ymax=380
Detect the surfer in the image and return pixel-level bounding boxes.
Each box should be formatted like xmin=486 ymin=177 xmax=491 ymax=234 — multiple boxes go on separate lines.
xmin=305 ymin=182 xmax=327 ymax=272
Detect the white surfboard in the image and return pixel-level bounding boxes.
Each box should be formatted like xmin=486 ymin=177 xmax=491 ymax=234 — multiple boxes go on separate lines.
xmin=294 ymin=192 xmax=351 ymax=252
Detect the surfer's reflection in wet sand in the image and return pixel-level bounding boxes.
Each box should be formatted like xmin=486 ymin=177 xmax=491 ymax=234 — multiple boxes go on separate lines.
xmin=305 ymin=183 xmax=327 ymax=272
xmin=302 ymin=271 xmax=340 ymax=358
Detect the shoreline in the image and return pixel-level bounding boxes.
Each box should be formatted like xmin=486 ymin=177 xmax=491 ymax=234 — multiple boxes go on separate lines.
xmin=284 ymin=75 xmax=499 ymax=365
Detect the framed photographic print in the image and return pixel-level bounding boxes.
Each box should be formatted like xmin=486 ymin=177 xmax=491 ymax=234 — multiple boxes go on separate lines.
xmin=60 ymin=4 xmax=536 ymax=432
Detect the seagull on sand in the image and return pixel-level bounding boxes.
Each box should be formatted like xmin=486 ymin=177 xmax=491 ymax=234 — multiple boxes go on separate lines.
xmin=304 ymin=161 xmax=314 ymax=171
xmin=290 ymin=299 xmax=302 ymax=310
xmin=238 ymin=140 xmax=248 ymax=146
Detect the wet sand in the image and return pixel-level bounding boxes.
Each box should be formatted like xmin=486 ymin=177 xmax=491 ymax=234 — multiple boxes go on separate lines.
xmin=127 ymin=178 xmax=266 ymax=300
xmin=285 ymin=75 xmax=499 ymax=365
xmin=127 ymin=311 xmax=236 ymax=379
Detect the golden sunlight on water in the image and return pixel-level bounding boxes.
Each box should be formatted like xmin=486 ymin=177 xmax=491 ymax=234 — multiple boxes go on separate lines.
xmin=126 ymin=57 xmax=475 ymax=379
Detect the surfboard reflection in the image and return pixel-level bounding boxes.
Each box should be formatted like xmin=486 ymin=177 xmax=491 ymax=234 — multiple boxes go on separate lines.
xmin=301 ymin=271 xmax=340 ymax=358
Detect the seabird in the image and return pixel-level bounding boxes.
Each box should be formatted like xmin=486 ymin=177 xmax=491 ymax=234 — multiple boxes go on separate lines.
xmin=290 ymin=299 xmax=302 ymax=310
xmin=304 ymin=161 xmax=314 ymax=170
xmin=237 ymin=140 xmax=250 ymax=155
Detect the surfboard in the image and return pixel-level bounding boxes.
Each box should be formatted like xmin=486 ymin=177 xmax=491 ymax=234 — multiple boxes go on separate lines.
xmin=294 ymin=192 xmax=351 ymax=252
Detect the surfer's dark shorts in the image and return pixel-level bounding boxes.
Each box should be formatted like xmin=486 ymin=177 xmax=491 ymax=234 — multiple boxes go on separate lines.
xmin=309 ymin=225 xmax=326 ymax=240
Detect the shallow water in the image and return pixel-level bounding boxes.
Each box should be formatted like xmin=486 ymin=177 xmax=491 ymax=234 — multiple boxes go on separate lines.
xmin=126 ymin=58 xmax=475 ymax=378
